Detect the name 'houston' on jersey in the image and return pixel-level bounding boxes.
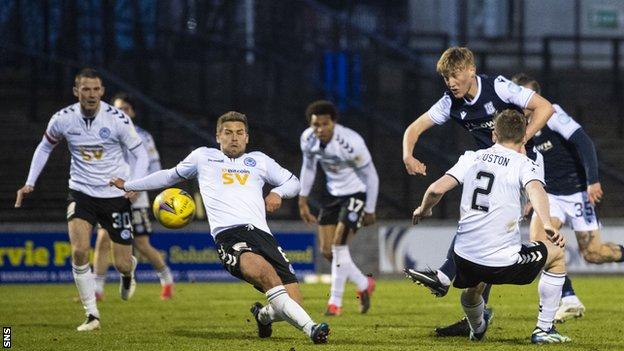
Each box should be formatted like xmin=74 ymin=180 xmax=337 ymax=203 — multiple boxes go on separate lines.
xmin=447 ymin=144 xmax=544 ymax=267
xmin=300 ymin=124 xmax=372 ymax=196
xmin=174 ymin=147 xmax=297 ymax=238
xmin=45 ymin=102 xmax=143 ymax=198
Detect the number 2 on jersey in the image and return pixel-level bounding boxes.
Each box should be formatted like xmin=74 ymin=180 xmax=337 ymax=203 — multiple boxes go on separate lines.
xmin=471 ymin=171 xmax=495 ymax=212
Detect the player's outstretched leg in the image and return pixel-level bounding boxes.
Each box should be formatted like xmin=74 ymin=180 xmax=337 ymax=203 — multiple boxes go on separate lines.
xmin=555 ymin=275 xmax=585 ymax=323
xmin=404 ymin=268 xmax=450 ymax=297
xmin=241 ymin=252 xmax=330 ymax=343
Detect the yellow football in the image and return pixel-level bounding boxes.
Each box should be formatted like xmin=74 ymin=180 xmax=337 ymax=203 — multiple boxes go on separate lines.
xmin=152 ymin=188 xmax=196 ymax=229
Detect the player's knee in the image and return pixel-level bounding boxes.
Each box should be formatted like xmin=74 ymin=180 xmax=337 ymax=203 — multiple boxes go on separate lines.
xmin=546 ymin=245 xmax=566 ymax=271
xmin=240 ymin=253 xmax=281 ymax=289
xmin=71 ymin=247 xmax=90 ymax=265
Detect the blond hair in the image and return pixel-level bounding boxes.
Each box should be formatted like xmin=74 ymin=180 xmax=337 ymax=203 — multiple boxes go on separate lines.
xmin=436 ymin=47 xmax=475 ymax=77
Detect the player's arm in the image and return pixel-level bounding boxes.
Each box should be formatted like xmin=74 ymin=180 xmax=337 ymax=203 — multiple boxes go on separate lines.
xmin=402 ymin=113 xmax=436 ymax=176
xmin=111 ymin=168 xmax=183 ymax=192
xmin=298 ymin=151 xmax=318 ymax=224
xmin=262 ymin=155 xmax=301 ymax=213
xmin=525 ymin=180 xmax=565 ymax=247
xmin=15 ymin=135 xmax=59 ymax=208
xmin=524 ymin=93 xmax=555 ymax=139
xmin=111 ymin=148 xmax=200 ymax=191
xmin=568 ymin=128 xmax=602 ymax=204
xmin=412 ymin=175 xmax=458 ymax=224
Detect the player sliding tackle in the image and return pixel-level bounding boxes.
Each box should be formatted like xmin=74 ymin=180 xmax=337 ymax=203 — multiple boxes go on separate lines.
xmin=411 ymin=110 xmax=571 ymax=344
xmin=109 ymin=111 xmax=330 ymax=344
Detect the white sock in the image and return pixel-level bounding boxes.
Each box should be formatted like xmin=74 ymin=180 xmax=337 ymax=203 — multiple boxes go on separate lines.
xmin=461 ymin=293 xmax=485 ymax=333
xmin=72 ymin=263 xmax=99 ymax=318
xmin=94 ymin=274 xmax=106 ymax=294
xmin=537 ymin=271 xmax=565 ymax=331
xmin=328 ymin=245 xmax=348 ymax=306
xmin=156 ymin=266 xmax=174 ymax=286
xmin=266 ymin=285 xmax=315 ymax=336
xmin=341 ymin=247 xmax=369 ymax=292
xmin=437 ymin=270 xmax=452 ymax=286
xmin=258 ymin=304 xmax=284 ymax=324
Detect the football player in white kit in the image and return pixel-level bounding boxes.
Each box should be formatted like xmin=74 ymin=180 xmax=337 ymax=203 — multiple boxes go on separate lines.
xmin=15 ymin=68 xmax=149 ymax=331
xmin=298 ymin=100 xmax=379 ymax=316
xmin=411 ymin=110 xmax=571 ymax=344
xmin=109 ymin=111 xmax=331 ymax=344
xmin=513 ymin=74 xmax=624 ymax=322
xmin=92 ymin=92 xmax=174 ymax=301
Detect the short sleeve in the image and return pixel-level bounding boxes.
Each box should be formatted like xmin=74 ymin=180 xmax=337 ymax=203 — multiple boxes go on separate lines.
xmin=427 ymin=94 xmax=452 ymax=125
xmin=520 ymin=158 xmax=544 ymax=188
xmin=44 ymin=114 xmax=63 ymax=144
xmin=445 ymin=151 xmax=476 ymax=184
xmin=493 ymin=75 xmax=535 ymax=109
xmin=175 ymin=148 xmax=201 ymax=180
xmin=547 ymin=105 xmax=581 ymax=140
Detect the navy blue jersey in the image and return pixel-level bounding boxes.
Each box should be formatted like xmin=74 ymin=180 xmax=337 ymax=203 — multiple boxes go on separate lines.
xmin=533 ymin=104 xmax=588 ymax=195
xmin=428 ymin=75 xmax=537 ymax=159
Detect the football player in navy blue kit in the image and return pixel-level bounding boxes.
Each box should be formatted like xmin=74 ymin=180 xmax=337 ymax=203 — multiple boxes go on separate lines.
xmin=513 ymin=73 xmax=624 ymax=323
xmin=402 ymin=47 xmax=555 ymax=336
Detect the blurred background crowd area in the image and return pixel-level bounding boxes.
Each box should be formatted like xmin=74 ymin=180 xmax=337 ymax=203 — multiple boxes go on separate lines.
xmin=1 ymin=0 xmax=623 ymax=222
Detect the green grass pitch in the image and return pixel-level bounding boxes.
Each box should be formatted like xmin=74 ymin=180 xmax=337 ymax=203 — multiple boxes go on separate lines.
xmin=1 ymin=276 xmax=623 ymax=350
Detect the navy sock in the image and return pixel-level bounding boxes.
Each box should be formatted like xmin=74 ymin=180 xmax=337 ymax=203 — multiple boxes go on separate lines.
xmin=439 ymin=237 xmax=457 ymax=281
xmin=561 ymin=275 xmax=576 ymax=297
xmin=481 ymin=284 xmax=492 ymax=305
xmin=617 ymin=245 xmax=624 ymax=262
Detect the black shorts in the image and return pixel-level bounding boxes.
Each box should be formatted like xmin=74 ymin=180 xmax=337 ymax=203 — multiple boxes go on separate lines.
xmin=318 ymin=192 xmax=366 ymax=230
xmin=453 ymin=241 xmax=548 ymax=289
xmin=67 ymin=190 xmax=134 ymax=245
xmin=131 ymin=208 xmax=153 ymax=236
xmin=215 ymin=225 xmax=298 ymax=291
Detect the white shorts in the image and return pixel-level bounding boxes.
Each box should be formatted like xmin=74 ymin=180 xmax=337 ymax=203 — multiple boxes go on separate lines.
xmin=533 ymin=191 xmax=600 ymax=232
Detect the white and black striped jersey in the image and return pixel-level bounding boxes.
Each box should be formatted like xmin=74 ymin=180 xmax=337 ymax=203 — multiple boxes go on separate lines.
xmin=125 ymin=125 xmax=161 ymax=208
xmin=448 ymin=144 xmax=544 ymax=267
xmin=299 ymin=123 xmax=373 ymax=198
xmin=44 ymin=102 xmax=143 ymax=198
xmin=174 ymin=148 xmax=299 ymax=238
